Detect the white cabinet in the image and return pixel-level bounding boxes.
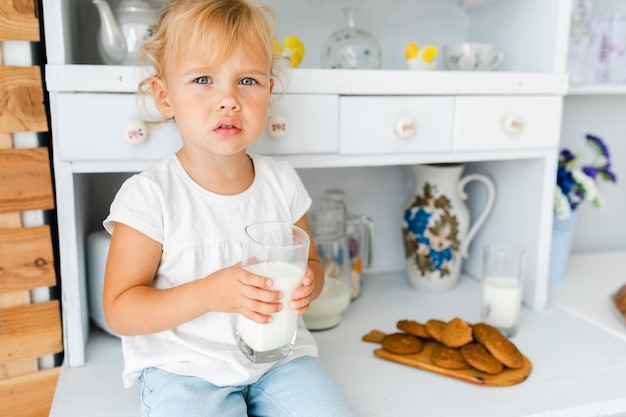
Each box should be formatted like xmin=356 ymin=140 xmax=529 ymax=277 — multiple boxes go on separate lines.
xmin=42 ymin=0 xmax=568 ymax=371
xmin=54 ymin=93 xmax=181 ymax=162
xmin=453 ymin=96 xmax=563 ymax=151
xmin=339 ymin=96 xmax=455 ymax=154
xmin=251 ymin=94 xmax=340 ymax=155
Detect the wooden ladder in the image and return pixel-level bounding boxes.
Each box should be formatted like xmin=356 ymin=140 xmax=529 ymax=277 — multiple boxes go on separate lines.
xmin=0 ymin=1 xmax=63 ymax=416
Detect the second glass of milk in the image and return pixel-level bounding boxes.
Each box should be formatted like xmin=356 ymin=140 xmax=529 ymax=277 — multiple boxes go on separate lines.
xmin=481 ymin=243 xmax=525 ymax=337
xmin=236 ymin=221 xmax=310 ymax=363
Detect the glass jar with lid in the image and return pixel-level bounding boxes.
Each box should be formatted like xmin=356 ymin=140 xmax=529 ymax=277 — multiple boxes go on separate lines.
xmin=321 ymin=7 xmax=382 ymax=69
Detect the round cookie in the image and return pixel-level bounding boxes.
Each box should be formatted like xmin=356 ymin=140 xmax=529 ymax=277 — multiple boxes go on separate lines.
xmin=424 ymin=319 xmax=446 ymax=343
xmin=441 ymin=317 xmax=473 ymax=348
xmin=460 ymin=343 xmax=504 ymax=375
xmin=382 ymin=333 xmax=424 ymax=355
xmin=397 ymin=319 xmax=431 ymax=339
xmin=473 ymin=323 xmax=524 ymax=369
xmin=430 ymin=344 xmax=471 ymax=370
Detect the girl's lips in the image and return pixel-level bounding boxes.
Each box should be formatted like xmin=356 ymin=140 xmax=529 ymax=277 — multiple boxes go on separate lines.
xmin=214 ymin=119 xmax=242 ymax=136
xmin=214 ymin=119 xmax=242 ymax=130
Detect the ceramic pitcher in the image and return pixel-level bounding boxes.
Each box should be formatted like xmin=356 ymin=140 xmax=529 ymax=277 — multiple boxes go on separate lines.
xmin=402 ymin=163 xmax=495 ymax=292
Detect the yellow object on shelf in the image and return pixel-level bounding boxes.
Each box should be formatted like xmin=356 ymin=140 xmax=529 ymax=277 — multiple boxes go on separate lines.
xmin=405 ymin=41 xmax=419 ymax=60
xmin=420 ymin=45 xmax=438 ymax=63
xmin=274 ymin=35 xmax=305 ymax=68
xmin=405 ymin=42 xmax=439 ymax=70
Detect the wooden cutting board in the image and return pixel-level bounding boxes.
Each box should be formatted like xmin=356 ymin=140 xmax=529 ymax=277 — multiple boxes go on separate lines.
xmin=366 ymin=331 xmax=532 ymax=387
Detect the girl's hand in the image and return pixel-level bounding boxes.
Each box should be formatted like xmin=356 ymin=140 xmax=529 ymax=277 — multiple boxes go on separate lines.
xmin=290 ymin=265 xmax=317 ymax=315
xmin=207 ymin=263 xmax=283 ymax=324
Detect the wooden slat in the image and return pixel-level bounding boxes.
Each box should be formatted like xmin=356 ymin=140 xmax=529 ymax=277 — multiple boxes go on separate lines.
xmin=0 ymin=367 xmax=61 ymax=417
xmin=0 ymin=225 xmax=56 ymax=293
xmin=0 ymin=300 xmax=63 ymax=364
xmin=0 ymin=291 xmax=30 ymax=308
xmin=0 ymin=132 xmax=11 ymax=147
xmin=0 ymin=115 xmax=35 ymax=377
xmin=0 ymin=357 xmax=36 ymax=379
xmin=0 ymin=0 xmax=40 ymax=42
xmin=0 ymin=147 xmax=54 ymax=213
xmin=0 ymin=66 xmax=47 ymax=133
xmin=0 ymin=3 xmax=59 ymax=399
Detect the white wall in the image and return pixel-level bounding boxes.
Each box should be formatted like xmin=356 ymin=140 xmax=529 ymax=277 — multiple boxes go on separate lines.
xmin=561 ymin=95 xmax=626 ymax=253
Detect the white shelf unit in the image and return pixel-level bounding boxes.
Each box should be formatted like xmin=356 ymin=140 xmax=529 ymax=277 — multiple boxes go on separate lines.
xmin=42 ymin=0 xmax=569 ymax=373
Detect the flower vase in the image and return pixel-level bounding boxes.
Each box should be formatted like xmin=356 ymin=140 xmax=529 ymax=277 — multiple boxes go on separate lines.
xmin=548 ymin=211 xmax=578 ymax=282
xmin=402 ymin=164 xmax=495 ymax=292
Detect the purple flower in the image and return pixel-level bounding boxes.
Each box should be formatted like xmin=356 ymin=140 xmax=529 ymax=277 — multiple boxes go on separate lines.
xmin=585 ymin=133 xmax=610 ymax=160
xmin=555 ymin=134 xmax=617 ymax=216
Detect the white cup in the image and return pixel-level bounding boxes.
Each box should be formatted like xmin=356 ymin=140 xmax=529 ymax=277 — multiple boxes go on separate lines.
xmin=481 ymin=243 xmax=525 ymax=337
xmin=444 ymin=43 xmax=504 ymax=71
xmin=236 ymin=221 xmax=310 ymax=363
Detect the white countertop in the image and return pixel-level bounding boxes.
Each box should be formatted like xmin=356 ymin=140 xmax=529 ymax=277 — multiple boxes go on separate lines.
xmin=549 ymin=250 xmax=626 ymax=342
xmin=51 ymin=267 xmax=626 ymax=417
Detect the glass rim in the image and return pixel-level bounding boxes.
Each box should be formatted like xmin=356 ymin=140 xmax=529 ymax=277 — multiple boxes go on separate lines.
xmin=244 ymin=221 xmax=310 ymax=249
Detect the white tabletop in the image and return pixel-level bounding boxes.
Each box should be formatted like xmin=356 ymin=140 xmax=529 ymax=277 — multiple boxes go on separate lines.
xmin=51 ymin=269 xmax=626 ymax=417
xmin=549 ymin=250 xmax=626 ymax=342
xmin=315 ymin=272 xmax=626 ymax=417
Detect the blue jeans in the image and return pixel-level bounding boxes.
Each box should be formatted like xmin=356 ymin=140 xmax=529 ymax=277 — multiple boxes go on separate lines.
xmin=139 ymin=356 xmax=357 ymax=417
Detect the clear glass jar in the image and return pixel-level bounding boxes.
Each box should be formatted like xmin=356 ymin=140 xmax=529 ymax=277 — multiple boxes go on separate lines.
xmin=324 ymin=189 xmax=374 ymax=299
xmin=320 ymin=7 xmax=382 ymax=69
xmin=303 ymin=199 xmax=352 ymax=330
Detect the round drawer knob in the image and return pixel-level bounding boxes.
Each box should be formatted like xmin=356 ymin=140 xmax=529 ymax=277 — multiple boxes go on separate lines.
xmin=267 ymin=115 xmax=289 ymax=138
xmin=501 ymin=114 xmax=523 ymax=135
xmin=123 ymin=121 xmax=148 ymax=145
xmin=394 ymin=117 xmax=416 ymax=138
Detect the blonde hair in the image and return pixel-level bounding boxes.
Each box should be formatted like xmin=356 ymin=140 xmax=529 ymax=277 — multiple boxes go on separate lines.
xmin=138 ymin=0 xmax=287 ymax=119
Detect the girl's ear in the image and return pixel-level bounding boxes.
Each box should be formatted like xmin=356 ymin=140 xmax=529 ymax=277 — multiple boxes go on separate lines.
xmin=151 ymin=77 xmax=173 ymax=118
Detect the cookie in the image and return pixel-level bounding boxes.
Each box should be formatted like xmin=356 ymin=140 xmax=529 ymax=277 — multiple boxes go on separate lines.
xmin=613 ymin=283 xmax=626 ymax=316
xmin=430 ymin=343 xmax=471 ymax=370
xmin=424 ymin=319 xmax=446 ymax=343
xmin=382 ymin=333 xmax=424 ymax=355
xmin=362 ymin=329 xmax=387 ymax=344
xmin=397 ymin=319 xmax=431 ymax=339
xmin=441 ymin=317 xmax=473 ymax=348
xmin=460 ymin=343 xmax=503 ymax=375
xmin=473 ymin=323 xmax=524 ymax=369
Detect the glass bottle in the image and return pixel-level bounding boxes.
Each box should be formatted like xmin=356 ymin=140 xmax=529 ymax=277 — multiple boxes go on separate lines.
xmin=321 ymin=7 xmax=382 ymax=69
xmin=304 ymin=199 xmax=352 ymax=330
xmin=324 ymin=189 xmax=374 ymax=299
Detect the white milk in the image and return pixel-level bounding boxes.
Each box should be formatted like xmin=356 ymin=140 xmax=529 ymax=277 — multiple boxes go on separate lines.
xmin=237 ymin=261 xmax=303 ymax=352
xmin=481 ymin=276 xmax=522 ymax=329
xmin=303 ymin=278 xmax=351 ymax=330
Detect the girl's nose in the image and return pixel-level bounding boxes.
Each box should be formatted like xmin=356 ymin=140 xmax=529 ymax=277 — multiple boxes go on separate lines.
xmin=216 ymin=92 xmax=241 ymax=112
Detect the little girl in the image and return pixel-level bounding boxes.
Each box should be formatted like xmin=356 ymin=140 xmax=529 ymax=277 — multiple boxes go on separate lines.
xmin=102 ymin=0 xmax=356 ymax=416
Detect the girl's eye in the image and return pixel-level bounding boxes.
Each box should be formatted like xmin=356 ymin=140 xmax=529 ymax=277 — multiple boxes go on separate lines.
xmin=194 ymin=76 xmax=211 ymax=85
xmin=240 ymin=77 xmax=257 ymax=86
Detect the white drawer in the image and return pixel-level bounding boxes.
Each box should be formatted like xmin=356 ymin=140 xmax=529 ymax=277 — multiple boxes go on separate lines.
xmin=55 ymin=93 xmax=338 ymax=162
xmin=453 ymin=96 xmax=562 ymax=151
xmin=339 ymin=97 xmax=454 ymax=155
xmin=250 ymin=94 xmax=339 ymax=155
xmin=55 ymin=93 xmax=181 ymax=162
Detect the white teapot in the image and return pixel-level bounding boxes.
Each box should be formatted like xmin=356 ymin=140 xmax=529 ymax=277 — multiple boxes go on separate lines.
xmin=93 ymin=0 xmax=159 ymax=65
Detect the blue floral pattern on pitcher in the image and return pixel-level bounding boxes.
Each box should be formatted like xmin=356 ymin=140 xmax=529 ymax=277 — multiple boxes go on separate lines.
xmin=402 ymin=182 xmax=460 ymax=278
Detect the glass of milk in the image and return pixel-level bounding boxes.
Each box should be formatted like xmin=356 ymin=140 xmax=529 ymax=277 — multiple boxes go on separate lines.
xmin=236 ymin=221 xmax=310 ymax=363
xmin=481 ymin=243 xmax=525 ymax=337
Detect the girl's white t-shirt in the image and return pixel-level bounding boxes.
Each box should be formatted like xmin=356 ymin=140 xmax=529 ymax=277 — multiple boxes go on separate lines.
xmin=103 ymin=153 xmax=318 ymax=388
